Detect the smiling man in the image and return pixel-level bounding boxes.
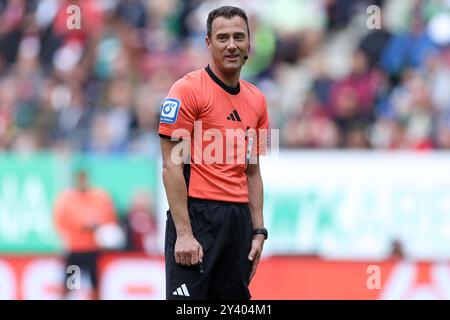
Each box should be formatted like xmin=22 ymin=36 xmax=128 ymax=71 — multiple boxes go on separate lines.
xmin=159 ymin=6 xmax=269 ymax=300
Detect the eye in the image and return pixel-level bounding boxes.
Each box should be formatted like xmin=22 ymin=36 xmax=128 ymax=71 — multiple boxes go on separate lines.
xmin=234 ymin=34 xmax=245 ymax=41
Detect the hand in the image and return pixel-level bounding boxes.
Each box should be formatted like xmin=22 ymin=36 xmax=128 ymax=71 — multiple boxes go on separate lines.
xmin=248 ymin=235 xmax=265 ymax=282
xmin=175 ymin=233 xmax=204 ymax=266
xmin=82 ymin=222 xmax=99 ymax=231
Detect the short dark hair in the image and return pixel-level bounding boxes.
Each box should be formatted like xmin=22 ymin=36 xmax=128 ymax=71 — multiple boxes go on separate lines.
xmin=206 ymin=6 xmax=250 ymax=39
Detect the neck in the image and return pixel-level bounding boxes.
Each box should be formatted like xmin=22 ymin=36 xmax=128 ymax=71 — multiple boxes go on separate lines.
xmin=209 ymin=62 xmax=241 ymax=88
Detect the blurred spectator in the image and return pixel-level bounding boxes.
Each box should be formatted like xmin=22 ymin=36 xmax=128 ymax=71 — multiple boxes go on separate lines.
xmin=54 ymin=169 xmax=121 ymax=299
xmin=390 ymin=239 xmax=405 ymax=259
xmin=328 ymin=49 xmax=379 ymax=147
xmin=1 ymin=0 xmax=450 ymax=152
xmin=122 ymin=191 xmax=159 ymax=254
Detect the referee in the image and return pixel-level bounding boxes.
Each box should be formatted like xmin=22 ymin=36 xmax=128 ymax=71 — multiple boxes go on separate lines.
xmin=159 ymin=6 xmax=269 ymax=300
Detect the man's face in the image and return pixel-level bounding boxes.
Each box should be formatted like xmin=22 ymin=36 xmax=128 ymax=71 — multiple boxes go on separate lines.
xmin=75 ymin=171 xmax=89 ymax=192
xmin=206 ymin=16 xmax=249 ymax=74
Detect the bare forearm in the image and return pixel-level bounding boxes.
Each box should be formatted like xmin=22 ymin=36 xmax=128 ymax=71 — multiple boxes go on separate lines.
xmin=247 ymin=165 xmax=265 ymax=281
xmin=162 ymin=166 xmax=192 ymax=236
xmin=247 ymin=171 xmax=264 ymax=229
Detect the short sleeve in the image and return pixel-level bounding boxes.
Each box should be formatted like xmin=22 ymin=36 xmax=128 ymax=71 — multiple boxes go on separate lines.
xmin=54 ymin=192 xmax=70 ymax=233
xmin=158 ymin=79 xmax=199 ymax=140
xmin=97 ymin=191 xmax=117 ymax=223
xmin=256 ymin=95 xmax=270 ymax=155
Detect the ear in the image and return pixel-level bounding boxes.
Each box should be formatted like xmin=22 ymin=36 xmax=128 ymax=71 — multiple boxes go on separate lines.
xmin=205 ymin=36 xmax=211 ymax=49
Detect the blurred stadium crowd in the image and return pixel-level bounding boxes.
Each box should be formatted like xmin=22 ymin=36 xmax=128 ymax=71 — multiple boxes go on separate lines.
xmin=1 ymin=0 xmax=450 ymax=154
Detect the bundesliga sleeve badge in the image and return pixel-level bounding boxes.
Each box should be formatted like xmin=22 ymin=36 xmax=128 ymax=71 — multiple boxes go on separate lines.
xmin=160 ymin=98 xmax=181 ymax=124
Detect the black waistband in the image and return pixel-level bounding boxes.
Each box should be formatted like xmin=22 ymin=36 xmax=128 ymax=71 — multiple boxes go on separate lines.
xmin=188 ymin=197 xmax=248 ymax=207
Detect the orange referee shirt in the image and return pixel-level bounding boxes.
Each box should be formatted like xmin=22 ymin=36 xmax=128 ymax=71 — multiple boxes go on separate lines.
xmin=54 ymin=189 xmax=117 ymax=252
xmin=159 ymin=65 xmax=270 ymax=203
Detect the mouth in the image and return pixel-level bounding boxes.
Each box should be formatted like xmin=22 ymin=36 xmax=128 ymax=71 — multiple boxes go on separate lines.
xmin=225 ymin=54 xmax=240 ymax=60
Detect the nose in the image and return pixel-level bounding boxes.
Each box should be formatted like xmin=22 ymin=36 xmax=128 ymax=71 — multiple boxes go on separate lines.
xmin=227 ymin=38 xmax=237 ymax=51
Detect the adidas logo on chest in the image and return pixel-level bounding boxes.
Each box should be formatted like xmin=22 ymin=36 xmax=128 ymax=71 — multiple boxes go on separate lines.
xmin=227 ymin=109 xmax=242 ymax=122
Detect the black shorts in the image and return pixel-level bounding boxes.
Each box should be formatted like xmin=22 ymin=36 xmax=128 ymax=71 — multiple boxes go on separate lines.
xmin=65 ymin=251 xmax=99 ymax=290
xmin=165 ymin=198 xmax=253 ymax=300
